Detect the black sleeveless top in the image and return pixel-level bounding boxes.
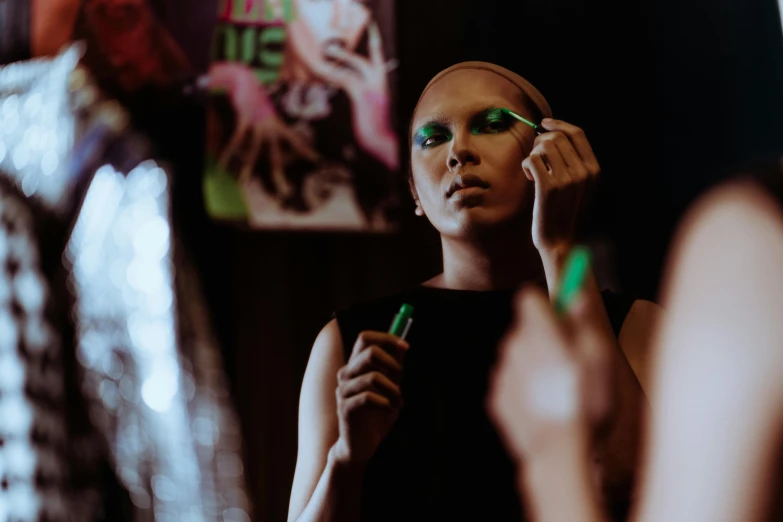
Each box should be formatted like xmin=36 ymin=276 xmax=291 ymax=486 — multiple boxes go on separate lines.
xmin=335 ymin=286 xmax=636 ymax=522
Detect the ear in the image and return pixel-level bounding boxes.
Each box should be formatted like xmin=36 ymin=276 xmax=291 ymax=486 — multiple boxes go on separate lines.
xmin=408 ymin=176 xmax=425 ymax=216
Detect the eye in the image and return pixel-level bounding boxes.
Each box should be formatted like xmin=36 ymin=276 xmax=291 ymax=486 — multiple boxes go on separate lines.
xmin=414 ymin=127 xmax=451 ymax=148
xmin=476 ymin=118 xmax=509 ymax=134
xmin=422 ymin=134 xmax=446 ymax=147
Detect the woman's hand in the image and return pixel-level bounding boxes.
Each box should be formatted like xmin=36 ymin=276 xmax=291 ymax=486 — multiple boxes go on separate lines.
xmin=332 ymin=331 xmax=408 ymax=468
xmin=487 ymin=286 xmax=616 ymax=463
xmin=319 ymin=23 xmax=399 ymax=171
xmin=522 ymin=120 xmax=600 ymax=258
xmin=209 ymin=62 xmax=320 ymax=197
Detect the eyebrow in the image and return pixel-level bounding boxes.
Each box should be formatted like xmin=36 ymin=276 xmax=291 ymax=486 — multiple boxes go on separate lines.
xmin=414 ymin=113 xmax=454 ymax=133
xmin=470 ymin=106 xmax=506 ymax=123
xmin=474 ymin=105 xmax=503 ymax=115
xmin=415 ymin=104 xmax=513 ymax=127
xmin=411 ymin=104 xmax=526 ymax=141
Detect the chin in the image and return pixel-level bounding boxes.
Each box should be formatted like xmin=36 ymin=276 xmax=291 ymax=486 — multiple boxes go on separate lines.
xmin=447 ymin=206 xmax=524 ymax=239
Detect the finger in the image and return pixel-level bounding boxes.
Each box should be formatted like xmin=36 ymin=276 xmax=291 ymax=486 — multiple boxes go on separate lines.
xmin=548 ymin=132 xmax=588 ymax=180
xmin=339 ymin=371 xmax=401 ymax=401
xmin=571 ymin=293 xmax=615 ymax=424
xmin=522 ymin=152 xmax=552 ymax=190
xmin=487 ymin=349 xmax=535 ymax=458
xmin=539 ymin=119 xmax=600 ymax=175
xmin=351 ymin=331 xmax=409 ymax=359
xmin=565 ymin=290 xmax=590 ymax=322
xmin=514 ymin=286 xmax=565 ymax=353
xmin=494 ymin=329 xmax=529 ymax=397
xmin=324 ymin=46 xmax=371 ymax=77
xmin=568 ymin=291 xmax=609 ymax=363
xmin=278 ymin=123 xmax=321 ymax=162
xmin=521 ymin=164 xmax=534 ymax=182
xmin=242 ymin=127 xmax=264 ymax=178
xmin=501 ymin=301 xmax=543 ymax=375
xmin=536 ymin=139 xmax=570 ymax=183
xmin=317 ymin=63 xmax=358 ymax=91
xmin=341 ymin=345 xmax=403 ymax=382
xmin=486 ymin=360 xmax=514 ymax=427
xmin=343 ymin=391 xmax=393 ymax=414
xmin=269 ymin=134 xmax=283 ymax=176
xmin=559 ymin=280 xmax=614 ymax=405
xmin=514 ymin=290 xmax=584 ymax=421
xmin=368 ymin=22 xmax=385 ymax=67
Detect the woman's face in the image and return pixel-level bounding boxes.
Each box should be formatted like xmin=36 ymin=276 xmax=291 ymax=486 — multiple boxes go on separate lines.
xmin=287 ymin=0 xmax=371 ymax=79
xmin=83 ymin=0 xmax=157 ymax=88
xmin=410 ymin=69 xmax=539 ymax=239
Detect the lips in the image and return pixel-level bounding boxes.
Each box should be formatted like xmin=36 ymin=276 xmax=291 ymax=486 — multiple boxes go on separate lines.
xmin=446 ymin=174 xmax=491 ymax=198
xmin=323 ymin=39 xmax=349 ymax=65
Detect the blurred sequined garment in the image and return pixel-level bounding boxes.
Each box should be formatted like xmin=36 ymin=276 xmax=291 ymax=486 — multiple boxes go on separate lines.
xmin=0 ymin=180 xmax=75 ymax=521
xmin=0 ymin=45 xmax=250 ymax=522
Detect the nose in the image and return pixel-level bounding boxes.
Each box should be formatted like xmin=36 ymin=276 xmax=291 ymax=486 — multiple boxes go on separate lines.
xmin=331 ymin=0 xmax=349 ymax=30
xmin=447 ymin=132 xmax=480 ymax=170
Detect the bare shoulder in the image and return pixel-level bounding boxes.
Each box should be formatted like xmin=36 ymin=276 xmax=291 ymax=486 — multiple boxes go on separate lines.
xmin=623 ymin=300 xmax=663 ymax=328
xmin=618 ymin=299 xmax=663 ymax=394
xmin=309 ymin=319 xmax=345 ymax=371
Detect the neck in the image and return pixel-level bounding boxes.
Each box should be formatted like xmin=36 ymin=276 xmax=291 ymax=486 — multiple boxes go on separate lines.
xmin=433 ymin=226 xmax=545 ymax=291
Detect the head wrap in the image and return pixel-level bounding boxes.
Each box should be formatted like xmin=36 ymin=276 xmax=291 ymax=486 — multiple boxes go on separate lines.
xmin=413 ymin=61 xmax=552 ymax=120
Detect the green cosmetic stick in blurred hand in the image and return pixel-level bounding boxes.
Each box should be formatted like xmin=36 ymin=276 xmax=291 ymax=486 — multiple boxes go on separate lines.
xmin=553 ymin=246 xmax=592 ymax=316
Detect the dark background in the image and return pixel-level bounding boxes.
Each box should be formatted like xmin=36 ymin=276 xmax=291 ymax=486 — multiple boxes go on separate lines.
xmin=159 ymin=0 xmax=783 ymax=519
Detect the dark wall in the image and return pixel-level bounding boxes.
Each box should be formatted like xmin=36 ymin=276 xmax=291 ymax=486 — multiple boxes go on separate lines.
xmin=653 ymin=0 xmax=783 ymax=209
xmin=165 ymin=0 xmax=783 ymax=520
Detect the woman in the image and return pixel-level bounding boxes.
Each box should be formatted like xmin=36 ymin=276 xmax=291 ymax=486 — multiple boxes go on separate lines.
xmin=488 ymin=161 xmax=783 ymax=522
xmin=280 ymin=0 xmax=398 ymax=173
xmin=278 ymin=0 xmax=398 ymax=222
xmin=75 ymin=0 xmax=193 ymax=94
xmin=288 ymin=62 xmax=660 ymax=522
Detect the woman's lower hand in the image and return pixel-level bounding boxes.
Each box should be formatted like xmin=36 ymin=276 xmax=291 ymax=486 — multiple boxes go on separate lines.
xmin=487 ymin=286 xmax=616 ymax=463
xmin=332 ymin=331 xmax=409 ymax=468
xmin=319 ymin=23 xmax=399 ymax=171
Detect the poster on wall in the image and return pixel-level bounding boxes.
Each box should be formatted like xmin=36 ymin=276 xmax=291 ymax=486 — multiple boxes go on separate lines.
xmin=205 ymin=0 xmax=401 ymax=231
